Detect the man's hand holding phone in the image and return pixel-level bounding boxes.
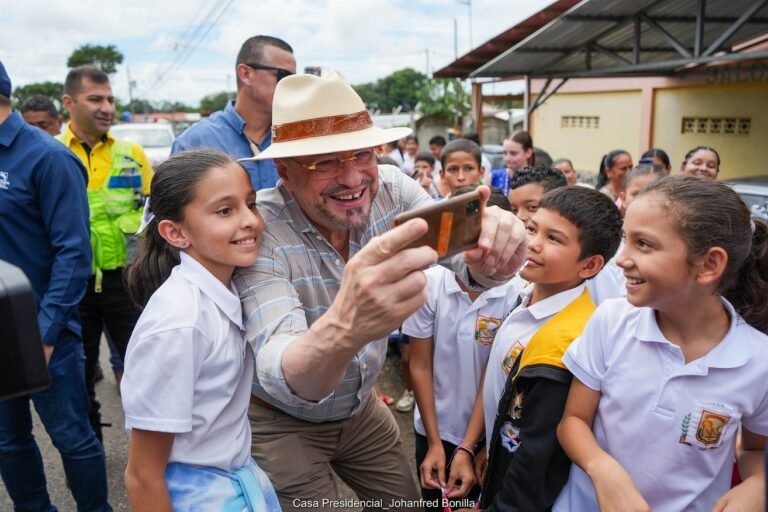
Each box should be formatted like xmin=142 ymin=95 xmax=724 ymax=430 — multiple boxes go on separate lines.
xmin=465 ymin=185 xmax=528 ymax=280
xmin=393 ymin=185 xmax=527 ymax=282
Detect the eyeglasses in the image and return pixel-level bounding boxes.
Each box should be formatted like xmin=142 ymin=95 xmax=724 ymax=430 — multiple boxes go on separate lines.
xmin=244 ymin=63 xmax=294 ymax=82
xmin=292 ymin=149 xmax=377 ymax=174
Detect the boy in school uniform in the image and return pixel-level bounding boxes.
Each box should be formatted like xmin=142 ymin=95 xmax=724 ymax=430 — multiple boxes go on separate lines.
xmin=450 ymin=186 xmax=623 ymax=511
xmin=404 ymin=186 xmax=523 ymax=511
xmin=439 ymin=139 xmax=484 ymax=198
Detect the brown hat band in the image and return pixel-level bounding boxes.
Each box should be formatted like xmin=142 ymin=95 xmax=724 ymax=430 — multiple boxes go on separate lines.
xmin=272 ymin=110 xmax=373 ymax=143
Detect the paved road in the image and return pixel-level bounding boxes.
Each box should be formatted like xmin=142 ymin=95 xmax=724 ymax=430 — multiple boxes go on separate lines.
xmin=0 ymin=340 xmax=416 ymax=511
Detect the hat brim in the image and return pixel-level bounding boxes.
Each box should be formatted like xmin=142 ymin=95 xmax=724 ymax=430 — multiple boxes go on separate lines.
xmin=241 ymin=126 xmax=413 ymax=161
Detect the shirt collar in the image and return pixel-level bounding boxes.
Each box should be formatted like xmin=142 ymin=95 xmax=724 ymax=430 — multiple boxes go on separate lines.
xmin=60 ymin=122 xmax=113 ymax=149
xmin=635 ymin=297 xmax=751 ymax=368
xmin=0 ymin=111 xmax=24 ymax=147
xmin=223 ymin=100 xmax=247 ymax=135
xmin=525 ymin=283 xmax=587 ymax=320
xmin=176 ymin=252 xmax=244 ymax=330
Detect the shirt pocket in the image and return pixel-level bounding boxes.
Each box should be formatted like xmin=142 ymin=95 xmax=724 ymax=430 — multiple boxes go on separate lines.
xmin=681 ymin=400 xmax=739 ymax=450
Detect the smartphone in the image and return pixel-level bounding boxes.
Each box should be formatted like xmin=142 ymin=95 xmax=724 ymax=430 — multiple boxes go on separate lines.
xmin=393 ymin=191 xmax=484 ymax=259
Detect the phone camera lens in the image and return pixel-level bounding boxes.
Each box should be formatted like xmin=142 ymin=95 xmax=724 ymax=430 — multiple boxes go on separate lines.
xmin=466 ymin=200 xmax=480 ymax=216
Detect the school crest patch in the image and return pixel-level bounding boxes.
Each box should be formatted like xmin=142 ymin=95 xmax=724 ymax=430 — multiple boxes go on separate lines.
xmin=695 ymin=410 xmax=730 ymax=446
xmin=475 ymin=315 xmax=502 ymax=345
xmin=502 ymin=342 xmax=524 ymax=375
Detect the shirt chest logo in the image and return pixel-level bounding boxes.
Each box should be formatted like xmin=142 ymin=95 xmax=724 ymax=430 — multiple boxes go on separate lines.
xmin=0 ymin=171 xmax=9 ymax=190
xmin=475 ymin=315 xmax=502 ymax=345
xmin=679 ymin=407 xmax=732 ymax=448
xmin=502 ymin=341 xmax=524 ymax=374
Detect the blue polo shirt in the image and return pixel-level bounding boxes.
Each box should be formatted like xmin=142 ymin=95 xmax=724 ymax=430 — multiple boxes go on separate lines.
xmin=171 ymin=100 xmax=279 ymax=191
xmin=0 ymin=111 xmax=91 ymax=345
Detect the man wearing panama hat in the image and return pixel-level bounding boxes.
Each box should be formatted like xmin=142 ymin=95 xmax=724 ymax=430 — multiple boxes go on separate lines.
xmin=235 ymin=69 xmax=527 ymax=510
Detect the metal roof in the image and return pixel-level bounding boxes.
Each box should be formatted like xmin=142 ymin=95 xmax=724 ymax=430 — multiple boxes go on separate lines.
xmin=437 ymin=0 xmax=768 ymax=79
xmin=433 ymin=0 xmax=582 ymax=78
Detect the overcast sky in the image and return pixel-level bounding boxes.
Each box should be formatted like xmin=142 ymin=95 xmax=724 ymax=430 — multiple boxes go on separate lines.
xmin=2 ymin=0 xmax=554 ymax=106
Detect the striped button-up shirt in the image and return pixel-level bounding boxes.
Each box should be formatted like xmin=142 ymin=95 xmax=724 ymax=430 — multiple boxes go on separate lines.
xmin=236 ymin=165 xmax=479 ymax=422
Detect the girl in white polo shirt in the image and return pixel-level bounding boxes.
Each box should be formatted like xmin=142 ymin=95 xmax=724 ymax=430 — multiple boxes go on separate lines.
xmin=556 ymin=176 xmax=768 ymax=512
xmin=121 ymin=149 xmax=280 ymax=511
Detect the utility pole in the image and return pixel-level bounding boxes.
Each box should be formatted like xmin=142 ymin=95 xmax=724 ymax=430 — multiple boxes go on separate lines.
xmin=454 ymin=18 xmax=458 ymax=59
xmin=126 ymin=65 xmax=135 ymax=114
xmin=425 ymin=48 xmax=431 ymax=78
xmin=456 ymin=0 xmax=472 ymax=50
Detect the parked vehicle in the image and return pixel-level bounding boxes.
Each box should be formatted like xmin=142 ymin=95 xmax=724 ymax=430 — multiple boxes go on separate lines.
xmin=725 ymin=176 xmax=768 ymax=220
xmin=110 ymin=123 xmax=175 ymax=167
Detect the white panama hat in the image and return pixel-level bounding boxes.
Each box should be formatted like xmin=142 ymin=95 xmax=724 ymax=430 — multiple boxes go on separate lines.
xmin=242 ymin=69 xmax=412 ymax=161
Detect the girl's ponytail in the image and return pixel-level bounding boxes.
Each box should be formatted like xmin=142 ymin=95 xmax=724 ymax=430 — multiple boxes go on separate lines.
xmin=726 ymin=219 xmax=768 ymax=334
xmin=125 ymin=218 xmax=180 ymax=308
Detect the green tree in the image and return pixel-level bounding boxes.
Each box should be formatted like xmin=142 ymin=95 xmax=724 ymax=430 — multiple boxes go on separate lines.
xmin=380 ymin=68 xmax=428 ymax=112
xmin=125 ymin=98 xmax=156 ymax=113
xmin=199 ymin=91 xmax=234 ymax=113
xmin=12 ymin=81 xmax=64 ymax=108
xmin=417 ymin=78 xmax=471 ymax=127
xmin=352 ymin=68 xmax=428 ymax=112
xmin=67 ymin=44 xmax=124 ymax=74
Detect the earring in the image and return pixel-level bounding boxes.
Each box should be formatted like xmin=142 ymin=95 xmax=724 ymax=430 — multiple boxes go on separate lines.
xmin=178 ymin=241 xmax=188 ymax=248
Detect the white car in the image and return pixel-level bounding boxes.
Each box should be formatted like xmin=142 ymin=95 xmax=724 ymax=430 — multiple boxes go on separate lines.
xmin=110 ymin=123 xmax=175 ymax=167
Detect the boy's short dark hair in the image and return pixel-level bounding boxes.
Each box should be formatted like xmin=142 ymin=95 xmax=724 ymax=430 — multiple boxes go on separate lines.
xmin=538 ymin=186 xmax=622 ymax=262
xmin=441 ymin=139 xmax=482 ymax=168
xmin=429 ymin=135 xmax=447 ymax=147
xmin=455 ymin=184 xmax=511 ymax=212
xmin=414 ymin=152 xmax=435 ymax=167
xmin=510 ymin=166 xmax=567 ymax=192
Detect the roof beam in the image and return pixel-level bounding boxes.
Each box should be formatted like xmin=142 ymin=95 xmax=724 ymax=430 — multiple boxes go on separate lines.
xmin=565 ymin=14 xmax=768 ymax=24
xmin=702 ymin=0 xmax=768 ymax=57
xmin=633 ymin=15 xmax=642 ymax=64
xmin=695 ymin=0 xmax=706 ymax=57
xmin=591 ymin=43 xmax=633 ymax=66
xmin=530 ymin=78 xmax=569 ymax=114
xmin=640 ymin=12 xmax=693 ymax=58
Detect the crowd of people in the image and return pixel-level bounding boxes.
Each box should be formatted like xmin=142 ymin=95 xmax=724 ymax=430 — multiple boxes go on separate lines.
xmin=1 ymin=31 xmax=767 ymax=512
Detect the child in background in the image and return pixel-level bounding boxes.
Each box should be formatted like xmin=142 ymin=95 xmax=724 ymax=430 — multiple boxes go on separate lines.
xmin=121 ymin=149 xmax=279 ymax=511
xmin=404 ymin=186 xmax=523 ymax=511
xmin=555 ymin=176 xmax=768 ymax=511
xmin=490 ymin=131 xmax=535 ymax=195
xmin=507 ymin=166 xmax=567 ymax=224
xmin=413 ymin=152 xmax=446 ymax=199
xmin=450 ymin=186 xmax=622 ymax=511
xmin=618 ymin=164 xmax=669 ymax=218
xmin=439 ymin=139 xmax=485 ymax=197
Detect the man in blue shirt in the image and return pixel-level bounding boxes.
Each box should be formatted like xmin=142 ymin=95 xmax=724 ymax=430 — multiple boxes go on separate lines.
xmin=172 ymin=35 xmax=296 ymax=191
xmin=0 ymin=60 xmax=111 ymax=511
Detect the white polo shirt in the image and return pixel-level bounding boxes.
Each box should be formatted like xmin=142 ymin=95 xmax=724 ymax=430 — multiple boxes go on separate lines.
xmin=121 ymin=252 xmax=253 ymax=470
xmin=483 ymin=283 xmax=587 ymax=448
xmin=554 ymin=298 xmax=768 ymax=512
xmin=402 ymin=267 xmax=523 ymax=446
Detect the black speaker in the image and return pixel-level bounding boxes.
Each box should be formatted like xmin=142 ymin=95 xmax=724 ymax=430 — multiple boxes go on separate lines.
xmin=0 ymin=260 xmax=50 ymax=400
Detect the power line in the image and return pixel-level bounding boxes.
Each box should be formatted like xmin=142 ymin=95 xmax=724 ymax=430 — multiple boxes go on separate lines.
xmin=135 ymin=0 xmax=234 ymax=97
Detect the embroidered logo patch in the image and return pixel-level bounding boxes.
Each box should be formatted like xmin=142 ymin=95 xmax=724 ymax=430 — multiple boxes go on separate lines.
xmin=696 ymin=410 xmax=731 ymax=446
xmin=500 ymin=421 xmax=521 ymax=453
xmin=502 ymin=342 xmax=524 ymax=374
xmin=475 ymin=315 xmax=502 ymax=345
xmin=0 ymin=171 xmax=9 ymax=190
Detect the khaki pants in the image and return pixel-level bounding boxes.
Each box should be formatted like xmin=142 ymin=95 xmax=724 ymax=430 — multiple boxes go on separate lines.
xmin=249 ymin=390 xmax=421 ymax=512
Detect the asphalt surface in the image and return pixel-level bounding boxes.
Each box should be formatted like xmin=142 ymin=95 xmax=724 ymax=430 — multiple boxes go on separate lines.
xmin=0 ymin=340 xmax=416 ymax=511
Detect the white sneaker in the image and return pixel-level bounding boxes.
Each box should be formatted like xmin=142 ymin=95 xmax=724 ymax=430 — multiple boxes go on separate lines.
xmin=395 ymin=390 xmax=414 ymax=412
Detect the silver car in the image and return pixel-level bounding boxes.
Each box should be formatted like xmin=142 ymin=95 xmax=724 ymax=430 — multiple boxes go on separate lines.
xmin=726 ymin=176 xmax=768 ymax=221
xmin=110 ymin=123 xmax=175 ymax=167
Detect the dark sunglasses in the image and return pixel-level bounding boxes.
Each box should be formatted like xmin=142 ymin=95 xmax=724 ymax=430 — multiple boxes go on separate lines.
xmin=244 ymin=63 xmax=294 ymax=82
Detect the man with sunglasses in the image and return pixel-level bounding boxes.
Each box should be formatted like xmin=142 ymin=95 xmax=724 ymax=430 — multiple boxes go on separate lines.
xmin=172 ymin=35 xmax=295 ymax=191
xmin=236 ymin=70 xmax=528 ymax=511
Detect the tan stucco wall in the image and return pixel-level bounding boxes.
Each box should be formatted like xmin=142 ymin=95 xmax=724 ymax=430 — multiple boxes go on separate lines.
xmin=652 ymin=83 xmax=768 ymax=180
xmin=531 ymin=90 xmax=642 ymax=176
